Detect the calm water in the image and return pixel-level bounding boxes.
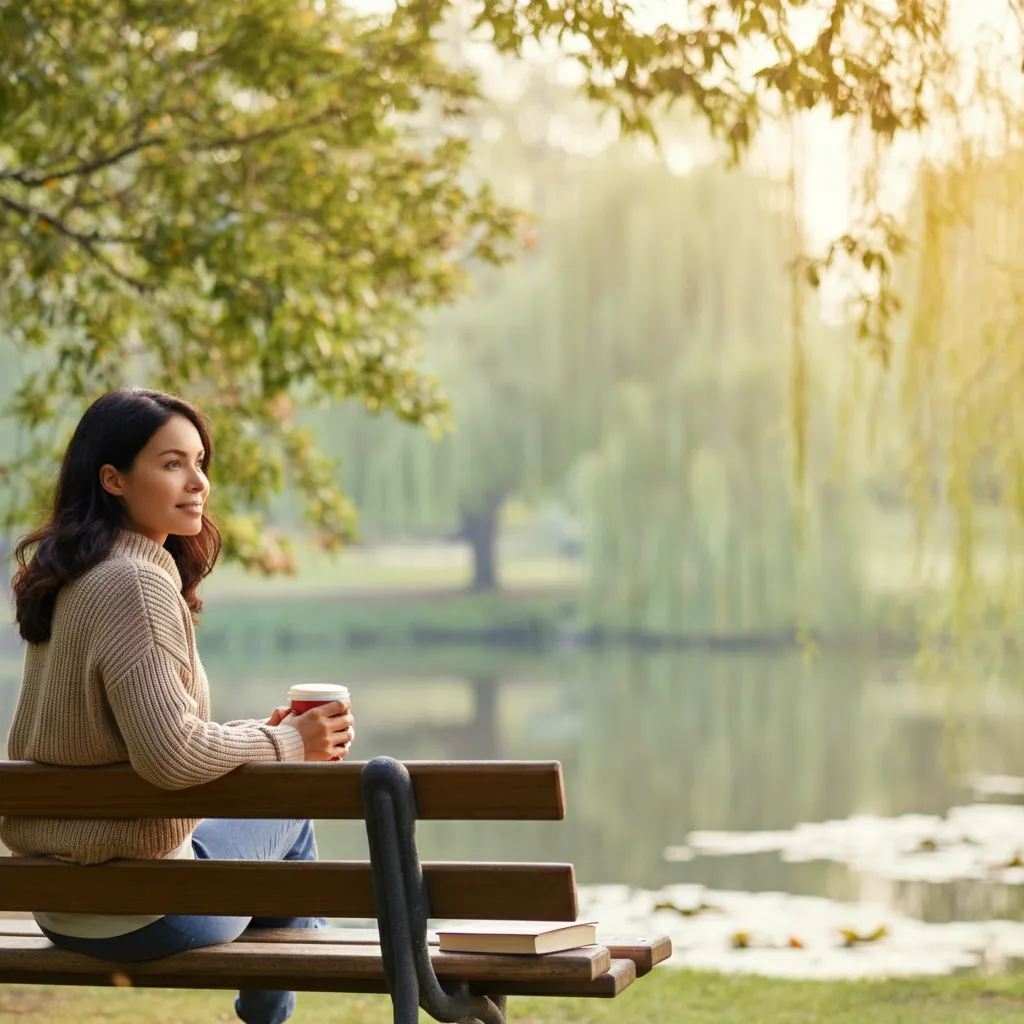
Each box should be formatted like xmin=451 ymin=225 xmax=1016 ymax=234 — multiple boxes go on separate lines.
xmin=5 ymin=628 xmax=1024 ymax=933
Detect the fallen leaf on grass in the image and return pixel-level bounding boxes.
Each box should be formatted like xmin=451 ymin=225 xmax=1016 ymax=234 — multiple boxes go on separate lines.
xmin=840 ymin=926 xmax=888 ymax=947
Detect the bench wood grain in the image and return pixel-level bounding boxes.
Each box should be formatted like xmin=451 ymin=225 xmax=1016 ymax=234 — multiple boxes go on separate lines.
xmin=0 ymin=919 xmax=669 ymax=979
xmin=0 ymin=935 xmax=630 ymax=996
xmin=0 ymin=761 xmax=566 ymax=820
xmin=240 ymin=926 xmax=672 ymax=977
xmin=471 ymin=959 xmax=637 ymax=998
xmin=0 ymin=860 xmax=578 ymax=920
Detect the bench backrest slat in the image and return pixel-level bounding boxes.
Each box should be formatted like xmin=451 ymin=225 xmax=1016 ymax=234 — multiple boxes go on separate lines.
xmin=0 ymin=761 xmax=566 ymax=820
xmin=0 ymin=859 xmax=578 ymax=920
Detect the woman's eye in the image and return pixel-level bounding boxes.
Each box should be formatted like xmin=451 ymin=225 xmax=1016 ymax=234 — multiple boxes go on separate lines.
xmin=166 ymin=460 xmax=181 ymax=469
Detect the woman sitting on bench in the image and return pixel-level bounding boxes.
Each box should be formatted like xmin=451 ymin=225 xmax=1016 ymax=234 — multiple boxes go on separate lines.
xmin=0 ymin=388 xmax=355 ymax=1024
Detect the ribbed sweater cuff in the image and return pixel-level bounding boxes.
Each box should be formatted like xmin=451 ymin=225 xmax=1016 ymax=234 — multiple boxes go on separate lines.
xmin=265 ymin=724 xmax=304 ymax=762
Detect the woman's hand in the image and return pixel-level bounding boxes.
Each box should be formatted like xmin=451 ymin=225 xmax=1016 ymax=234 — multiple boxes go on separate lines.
xmin=265 ymin=706 xmax=291 ymax=727
xmin=287 ymin=699 xmax=355 ymax=762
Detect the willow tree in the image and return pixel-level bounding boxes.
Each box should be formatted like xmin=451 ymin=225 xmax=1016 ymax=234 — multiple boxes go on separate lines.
xmin=306 ymin=65 xmax=590 ymax=589
xmin=313 ymin=262 xmax=549 ymax=590
xmin=553 ymin=155 xmax=866 ymax=637
xmin=875 ymin=133 xmax=1024 ymax=667
xmin=323 ymin=148 xmax=857 ymax=617
xmin=0 ymin=0 xmax=950 ymax=571
xmin=573 ymin=352 xmax=867 ymax=638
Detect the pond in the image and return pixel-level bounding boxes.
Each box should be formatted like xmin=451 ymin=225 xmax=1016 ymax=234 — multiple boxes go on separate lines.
xmin=4 ymin=628 xmax=1024 ymax=977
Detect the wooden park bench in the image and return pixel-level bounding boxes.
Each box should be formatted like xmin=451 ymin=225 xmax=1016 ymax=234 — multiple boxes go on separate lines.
xmin=0 ymin=757 xmax=671 ymax=1023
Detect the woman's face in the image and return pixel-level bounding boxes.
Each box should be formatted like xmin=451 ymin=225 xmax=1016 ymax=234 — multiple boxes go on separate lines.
xmin=99 ymin=414 xmax=210 ymax=546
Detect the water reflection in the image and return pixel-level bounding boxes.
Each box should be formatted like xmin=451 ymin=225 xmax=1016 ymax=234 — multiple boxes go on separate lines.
xmin=368 ymin=677 xmax=504 ymax=760
xmin=5 ymin=641 xmax=1024 ymax=937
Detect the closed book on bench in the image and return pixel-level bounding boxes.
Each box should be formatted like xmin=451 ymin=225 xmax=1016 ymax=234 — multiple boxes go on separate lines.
xmin=436 ymin=920 xmax=598 ymax=955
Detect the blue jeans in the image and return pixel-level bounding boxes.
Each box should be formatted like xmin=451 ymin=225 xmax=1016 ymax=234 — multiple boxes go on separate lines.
xmin=38 ymin=818 xmax=322 ymax=1024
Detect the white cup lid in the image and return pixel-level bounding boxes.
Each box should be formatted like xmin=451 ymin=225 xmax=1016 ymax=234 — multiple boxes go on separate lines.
xmin=288 ymin=683 xmax=350 ymax=701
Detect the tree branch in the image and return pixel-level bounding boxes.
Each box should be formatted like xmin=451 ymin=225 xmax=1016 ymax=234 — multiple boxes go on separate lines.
xmin=0 ymin=109 xmax=345 ymax=189
xmin=0 ymin=194 xmax=151 ymax=293
xmin=0 ymin=136 xmax=169 ymax=188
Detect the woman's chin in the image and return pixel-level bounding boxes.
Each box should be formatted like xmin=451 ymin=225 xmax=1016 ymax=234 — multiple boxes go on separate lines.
xmin=170 ymin=518 xmax=205 ymax=536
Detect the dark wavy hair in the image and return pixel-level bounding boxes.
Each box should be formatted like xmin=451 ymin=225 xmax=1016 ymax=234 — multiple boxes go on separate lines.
xmin=12 ymin=388 xmax=222 ymax=644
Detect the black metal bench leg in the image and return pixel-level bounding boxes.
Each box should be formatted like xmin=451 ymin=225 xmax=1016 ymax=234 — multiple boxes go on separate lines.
xmin=362 ymin=756 xmax=507 ymax=1024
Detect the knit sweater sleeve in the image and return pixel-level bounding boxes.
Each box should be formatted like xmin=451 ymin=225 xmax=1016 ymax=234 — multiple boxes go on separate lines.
xmin=96 ymin=562 xmax=304 ymax=789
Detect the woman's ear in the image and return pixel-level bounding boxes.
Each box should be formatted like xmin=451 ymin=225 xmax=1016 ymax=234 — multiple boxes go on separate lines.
xmin=99 ymin=464 xmax=125 ymax=497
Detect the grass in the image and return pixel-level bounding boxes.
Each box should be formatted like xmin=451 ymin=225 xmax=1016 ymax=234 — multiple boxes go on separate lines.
xmin=197 ymin=539 xmax=583 ymax=659
xmin=201 ymin=539 xmax=582 ymax=601
xmin=6 ymin=969 xmax=1024 ymax=1023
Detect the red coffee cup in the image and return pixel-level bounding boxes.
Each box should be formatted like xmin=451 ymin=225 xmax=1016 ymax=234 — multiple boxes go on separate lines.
xmin=288 ymin=683 xmax=351 ymax=762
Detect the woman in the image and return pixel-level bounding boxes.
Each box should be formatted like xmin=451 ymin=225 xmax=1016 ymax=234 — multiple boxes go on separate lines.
xmin=0 ymin=388 xmax=354 ymax=1024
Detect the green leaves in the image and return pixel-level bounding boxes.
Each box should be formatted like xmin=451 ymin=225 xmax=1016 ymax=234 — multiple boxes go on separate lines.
xmin=0 ymin=0 xmax=511 ymax=561
xmin=0 ymin=0 xmax=954 ymax=568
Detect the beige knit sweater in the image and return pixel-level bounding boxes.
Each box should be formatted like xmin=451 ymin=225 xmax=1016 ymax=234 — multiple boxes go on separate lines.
xmin=0 ymin=529 xmax=304 ymax=865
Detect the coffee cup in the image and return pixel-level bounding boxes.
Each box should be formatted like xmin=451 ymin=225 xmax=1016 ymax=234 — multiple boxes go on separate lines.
xmin=288 ymin=683 xmax=351 ymax=761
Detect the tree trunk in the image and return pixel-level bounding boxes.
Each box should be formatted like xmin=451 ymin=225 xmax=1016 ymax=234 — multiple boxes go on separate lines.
xmin=460 ymin=492 xmax=505 ymax=592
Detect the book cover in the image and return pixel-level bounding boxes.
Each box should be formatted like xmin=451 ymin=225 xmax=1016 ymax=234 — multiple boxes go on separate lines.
xmin=436 ymin=920 xmax=599 ymax=955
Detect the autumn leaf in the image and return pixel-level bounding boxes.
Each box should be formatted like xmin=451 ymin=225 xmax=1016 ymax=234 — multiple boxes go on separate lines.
xmin=840 ymin=926 xmax=888 ymax=947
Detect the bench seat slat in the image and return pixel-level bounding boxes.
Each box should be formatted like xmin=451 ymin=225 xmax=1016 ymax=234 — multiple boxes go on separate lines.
xmin=0 ymin=935 xmax=613 ymax=988
xmin=0 ymin=966 xmax=637 ymax=998
xmin=240 ymin=926 xmax=672 ymax=977
xmin=0 ymin=920 xmax=670 ymax=978
xmin=0 ymin=860 xmax=577 ymax=921
xmin=470 ymin=959 xmax=637 ymax=998
xmin=0 ymin=761 xmax=566 ymax=820
xmin=587 ymin=935 xmax=672 ymax=976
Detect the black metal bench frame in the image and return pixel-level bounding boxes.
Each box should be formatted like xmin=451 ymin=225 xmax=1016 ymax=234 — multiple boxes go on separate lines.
xmin=364 ymin=755 xmax=505 ymax=1024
